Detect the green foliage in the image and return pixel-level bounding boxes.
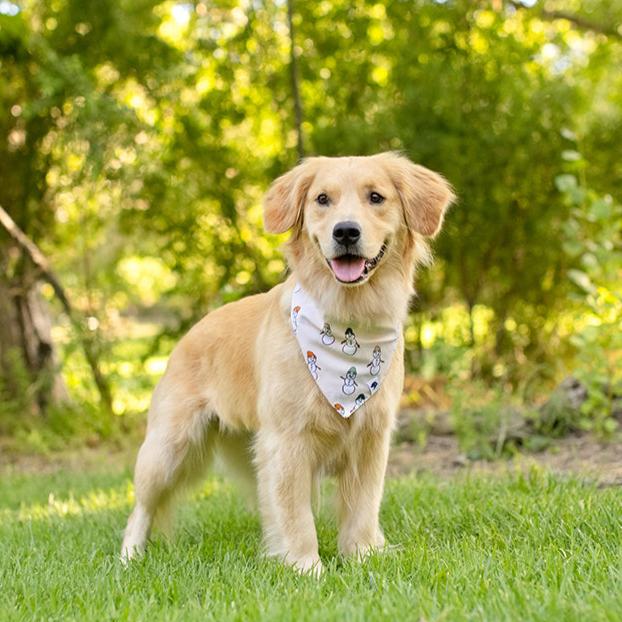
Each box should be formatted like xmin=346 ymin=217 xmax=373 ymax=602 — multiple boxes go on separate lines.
xmin=449 ymin=382 xmax=525 ymax=459
xmin=557 ymin=169 xmax=622 ymax=434
xmin=0 ymin=349 xmax=35 ymax=430
xmin=0 ymin=0 xmax=621 ymax=444
xmin=0 ymin=343 xmax=128 ymax=453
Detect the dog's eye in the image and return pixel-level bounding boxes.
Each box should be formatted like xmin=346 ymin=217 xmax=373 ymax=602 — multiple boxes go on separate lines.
xmin=316 ymin=193 xmax=329 ymax=206
xmin=369 ymin=192 xmax=385 ymax=205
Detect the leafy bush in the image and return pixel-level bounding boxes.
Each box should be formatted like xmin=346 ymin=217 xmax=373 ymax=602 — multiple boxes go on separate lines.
xmin=557 ymin=170 xmax=622 ymax=435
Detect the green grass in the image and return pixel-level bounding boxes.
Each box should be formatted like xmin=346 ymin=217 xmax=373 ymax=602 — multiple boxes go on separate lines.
xmin=1 ymin=466 xmax=621 ymax=622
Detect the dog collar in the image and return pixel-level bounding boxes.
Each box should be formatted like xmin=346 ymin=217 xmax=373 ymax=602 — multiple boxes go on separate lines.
xmin=290 ymin=283 xmax=399 ymax=418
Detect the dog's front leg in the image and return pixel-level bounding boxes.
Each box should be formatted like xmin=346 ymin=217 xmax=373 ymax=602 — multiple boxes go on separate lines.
xmin=255 ymin=430 xmax=322 ymax=575
xmin=337 ymin=424 xmax=392 ymax=559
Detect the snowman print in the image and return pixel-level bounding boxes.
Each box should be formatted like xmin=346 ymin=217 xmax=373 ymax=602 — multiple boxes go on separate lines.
xmin=369 ymin=380 xmax=379 ymax=395
xmin=291 ymin=305 xmax=301 ymax=334
xmin=333 ymin=403 xmax=346 ymax=417
xmin=306 ymin=351 xmax=321 ymax=380
xmin=350 ymin=393 xmax=366 ymax=415
xmin=320 ymin=322 xmax=335 ymax=346
xmin=366 ymin=345 xmax=385 ymax=376
xmin=340 ymin=366 xmax=358 ymax=395
xmin=341 ymin=328 xmax=360 ymax=356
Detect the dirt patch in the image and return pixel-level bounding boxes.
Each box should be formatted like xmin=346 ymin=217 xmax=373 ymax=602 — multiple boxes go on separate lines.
xmin=388 ymin=434 xmax=622 ymax=486
xmin=0 ymin=441 xmax=136 ymax=476
xmin=2 ymin=434 xmax=621 ymax=486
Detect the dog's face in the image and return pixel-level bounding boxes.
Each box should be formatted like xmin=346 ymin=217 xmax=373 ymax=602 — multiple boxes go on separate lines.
xmin=264 ymin=152 xmax=454 ymax=288
xmin=301 ymin=157 xmax=400 ymax=285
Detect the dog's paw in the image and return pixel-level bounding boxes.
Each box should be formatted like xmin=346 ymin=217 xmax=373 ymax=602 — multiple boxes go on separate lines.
xmin=291 ymin=555 xmax=323 ymax=578
xmin=339 ymin=527 xmax=387 ymax=560
xmin=120 ymin=541 xmax=145 ymax=565
xmin=339 ymin=536 xmax=387 ymax=561
xmin=374 ymin=530 xmax=386 ymax=550
xmin=341 ymin=543 xmax=375 ymax=561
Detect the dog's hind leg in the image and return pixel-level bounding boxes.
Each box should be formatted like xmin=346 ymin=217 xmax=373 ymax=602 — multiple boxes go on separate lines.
xmin=213 ymin=430 xmax=257 ymax=507
xmin=121 ymin=386 xmax=217 ymax=563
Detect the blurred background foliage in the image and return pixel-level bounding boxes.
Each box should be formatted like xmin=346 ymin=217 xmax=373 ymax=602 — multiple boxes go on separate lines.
xmin=0 ymin=0 xmax=620 ymax=452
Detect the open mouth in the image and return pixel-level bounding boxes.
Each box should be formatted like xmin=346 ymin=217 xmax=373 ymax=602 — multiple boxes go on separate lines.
xmin=327 ymin=242 xmax=388 ymax=284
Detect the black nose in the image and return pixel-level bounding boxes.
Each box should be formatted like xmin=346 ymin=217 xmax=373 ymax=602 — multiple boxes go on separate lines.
xmin=332 ymin=221 xmax=361 ymax=246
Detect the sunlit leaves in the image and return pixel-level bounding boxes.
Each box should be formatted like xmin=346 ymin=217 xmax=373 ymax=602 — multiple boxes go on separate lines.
xmin=1 ymin=0 xmax=621 ymax=414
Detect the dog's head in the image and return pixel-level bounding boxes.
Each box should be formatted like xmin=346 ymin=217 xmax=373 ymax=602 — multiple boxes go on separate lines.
xmin=264 ymin=152 xmax=455 ymax=320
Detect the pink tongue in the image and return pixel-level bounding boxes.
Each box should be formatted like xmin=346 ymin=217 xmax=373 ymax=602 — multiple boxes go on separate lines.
xmin=330 ymin=256 xmax=366 ymax=282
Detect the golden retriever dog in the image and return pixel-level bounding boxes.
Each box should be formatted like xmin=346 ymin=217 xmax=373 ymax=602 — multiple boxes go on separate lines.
xmin=121 ymin=152 xmax=454 ymax=575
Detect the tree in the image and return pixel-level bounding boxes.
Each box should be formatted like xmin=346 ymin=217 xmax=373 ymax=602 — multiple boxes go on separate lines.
xmin=1 ymin=0 xmax=620 ymax=425
xmin=0 ymin=0 xmax=175 ymax=415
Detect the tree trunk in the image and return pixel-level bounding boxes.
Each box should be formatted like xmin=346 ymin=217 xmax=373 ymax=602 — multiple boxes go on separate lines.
xmin=0 ymin=248 xmax=68 ymax=416
xmin=0 ymin=206 xmax=113 ymax=414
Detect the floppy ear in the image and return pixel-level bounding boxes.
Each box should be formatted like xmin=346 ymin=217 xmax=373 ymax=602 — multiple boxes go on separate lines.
xmin=263 ymin=159 xmax=318 ymax=234
xmin=380 ymin=152 xmax=455 ymax=237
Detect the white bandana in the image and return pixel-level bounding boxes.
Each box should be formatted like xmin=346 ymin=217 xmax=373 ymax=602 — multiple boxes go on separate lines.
xmin=291 ymin=283 xmax=399 ymax=418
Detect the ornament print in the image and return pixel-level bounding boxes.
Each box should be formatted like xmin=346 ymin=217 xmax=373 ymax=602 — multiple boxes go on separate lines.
xmin=341 ymin=328 xmax=360 ymax=355
xmin=291 ymin=283 xmax=399 ymax=418
xmin=320 ymin=323 xmax=335 ymax=345
xmin=306 ymin=351 xmax=321 ymax=380
xmin=291 ymin=305 xmax=301 ymax=334
xmin=341 ymin=366 xmax=358 ymax=395
xmin=367 ymin=345 xmax=385 ymax=376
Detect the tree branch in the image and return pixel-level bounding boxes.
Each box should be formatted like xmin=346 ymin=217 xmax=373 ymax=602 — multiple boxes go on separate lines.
xmin=0 ymin=204 xmax=113 ymax=413
xmin=508 ymin=1 xmax=622 ymax=40
xmin=0 ymin=206 xmax=72 ymax=314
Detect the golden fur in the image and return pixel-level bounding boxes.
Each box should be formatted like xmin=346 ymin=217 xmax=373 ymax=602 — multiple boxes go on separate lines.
xmin=121 ymin=152 xmax=455 ymax=575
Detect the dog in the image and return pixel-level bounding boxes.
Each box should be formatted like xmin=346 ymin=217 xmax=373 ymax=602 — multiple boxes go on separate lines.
xmin=121 ymin=152 xmax=454 ymax=575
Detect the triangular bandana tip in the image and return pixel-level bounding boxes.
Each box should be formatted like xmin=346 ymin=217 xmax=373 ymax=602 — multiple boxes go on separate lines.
xmin=291 ymin=283 xmax=399 ymax=418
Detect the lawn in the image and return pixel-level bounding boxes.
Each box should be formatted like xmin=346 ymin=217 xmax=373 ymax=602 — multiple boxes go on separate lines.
xmin=1 ymin=465 xmax=621 ymax=621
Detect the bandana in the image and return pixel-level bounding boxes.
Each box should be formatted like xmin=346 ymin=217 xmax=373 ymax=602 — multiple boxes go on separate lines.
xmin=291 ymin=283 xmax=400 ymax=418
